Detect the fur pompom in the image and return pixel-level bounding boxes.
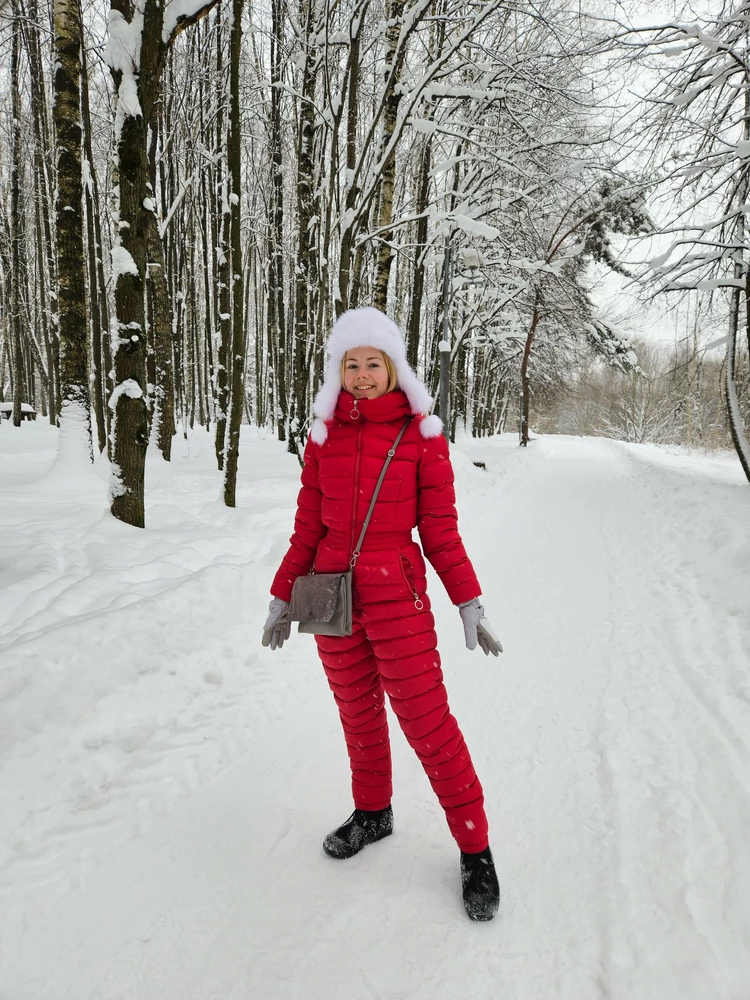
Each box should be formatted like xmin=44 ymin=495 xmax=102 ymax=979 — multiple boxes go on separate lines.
xmin=310 ymin=418 xmax=329 ymax=444
xmin=419 ymin=414 xmax=443 ymax=438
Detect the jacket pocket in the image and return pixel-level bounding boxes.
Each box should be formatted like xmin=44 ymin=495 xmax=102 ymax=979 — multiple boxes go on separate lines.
xmin=399 ymin=553 xmax=424 ymax=610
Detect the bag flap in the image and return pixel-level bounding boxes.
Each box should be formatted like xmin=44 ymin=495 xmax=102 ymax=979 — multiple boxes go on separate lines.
xmin=290 ymin=573 xmax=347 ymax=624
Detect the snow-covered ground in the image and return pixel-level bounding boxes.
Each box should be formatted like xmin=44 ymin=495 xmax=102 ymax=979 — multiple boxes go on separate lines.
xmin=1 ymin=420 xmax=749 ymax=1000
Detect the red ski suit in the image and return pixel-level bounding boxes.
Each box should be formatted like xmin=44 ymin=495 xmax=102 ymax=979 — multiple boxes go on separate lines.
xmin=271 ymin=389 xmax=489 ymax=852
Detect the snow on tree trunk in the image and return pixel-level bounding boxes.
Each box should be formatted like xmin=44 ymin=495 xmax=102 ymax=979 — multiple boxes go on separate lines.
xmin=109 ymin=71 xmax=150 ymax=522
xmin=214 ymin=6 xmax=231 ymax=470
xmin=105 ymin=0 xmax=218 ymax=526
xmin=214 ymin=181 xmax=231 ymax=468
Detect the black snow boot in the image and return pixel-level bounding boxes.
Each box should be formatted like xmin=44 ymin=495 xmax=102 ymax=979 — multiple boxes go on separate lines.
xmin=322 ymin=805 xmax=394 ymax=859
xmin=460 ymin=846 xmax=500 ymax=921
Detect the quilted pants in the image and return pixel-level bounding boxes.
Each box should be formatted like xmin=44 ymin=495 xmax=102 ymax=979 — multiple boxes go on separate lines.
xmin=315 ymin=549 xmax=489 ymax=854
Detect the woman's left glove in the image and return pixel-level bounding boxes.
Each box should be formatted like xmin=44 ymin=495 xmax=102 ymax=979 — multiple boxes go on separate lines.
xmin=262 ymin=597 xmax=291 ymax=649
xmin=458 ymin=599 xmax=503 ymax=656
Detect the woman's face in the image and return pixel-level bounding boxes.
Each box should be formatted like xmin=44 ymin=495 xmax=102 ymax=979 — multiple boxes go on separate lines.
xmin=343 ymin=348 xmax=390 ymax=399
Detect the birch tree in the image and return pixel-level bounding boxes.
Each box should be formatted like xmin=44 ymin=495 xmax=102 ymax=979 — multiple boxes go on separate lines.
xmin=25 ymin=0 xmax=59 ymax=425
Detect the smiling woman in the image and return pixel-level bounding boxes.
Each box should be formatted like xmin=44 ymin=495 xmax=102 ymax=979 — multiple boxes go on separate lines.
xmin=262 ymin=306 xmax=504 ymax=922
xmin=341 ymin=348 xmax=397 ymax=399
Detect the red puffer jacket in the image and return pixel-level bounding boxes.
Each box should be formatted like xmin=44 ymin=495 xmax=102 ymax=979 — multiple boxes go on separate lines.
xmin=271 ymin=389 xmax=481 ymax=608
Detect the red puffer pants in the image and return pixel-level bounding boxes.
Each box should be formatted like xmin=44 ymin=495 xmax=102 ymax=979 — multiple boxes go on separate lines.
xmin=314 ymin=536 xmax=489 ymax=854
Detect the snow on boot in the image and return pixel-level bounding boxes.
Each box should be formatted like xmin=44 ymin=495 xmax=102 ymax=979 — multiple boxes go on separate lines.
xmin=460 ymin=846 xmax=500 ymax=921
xmin=322 ymin=805 xmax=394 ymax=859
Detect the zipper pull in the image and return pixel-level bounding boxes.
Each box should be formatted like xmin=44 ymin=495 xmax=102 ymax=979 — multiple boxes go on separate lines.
xmin=400 ymin=554 xmax=425 ymax=610
xmin=350 ymin=398 xmax=360 ymax=420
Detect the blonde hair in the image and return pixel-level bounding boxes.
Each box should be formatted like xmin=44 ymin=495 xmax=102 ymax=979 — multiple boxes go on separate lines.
xmin=341 ymin=350 xmax=398 ymax=393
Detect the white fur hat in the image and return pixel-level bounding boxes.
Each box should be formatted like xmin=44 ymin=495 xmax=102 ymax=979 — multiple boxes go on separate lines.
xmin=310 ymin=307 xmax=443 ymax=444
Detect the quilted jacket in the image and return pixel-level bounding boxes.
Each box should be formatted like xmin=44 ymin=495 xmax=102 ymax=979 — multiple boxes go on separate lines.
xmin=271 ymin=388 xmax=481 ymax=608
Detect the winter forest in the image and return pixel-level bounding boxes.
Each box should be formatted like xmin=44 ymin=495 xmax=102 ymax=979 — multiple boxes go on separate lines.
xmin=1 ymin=0 xmax=750 ymax=523
xmin=2 ymin=1 xmax=750 ymax=996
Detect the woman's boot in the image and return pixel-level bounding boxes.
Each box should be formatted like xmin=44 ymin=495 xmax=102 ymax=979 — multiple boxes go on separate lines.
xmin=322 ymin=805 xmax=394 ymax=859
xmin=460 ymin=846 xmax=500 ymax=921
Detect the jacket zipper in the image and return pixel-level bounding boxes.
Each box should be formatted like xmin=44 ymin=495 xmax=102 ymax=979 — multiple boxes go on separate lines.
xmin=399 ymin=553 xmax=424 ymax=610
xmin=350 ymin=417 xmax=364 ymax=559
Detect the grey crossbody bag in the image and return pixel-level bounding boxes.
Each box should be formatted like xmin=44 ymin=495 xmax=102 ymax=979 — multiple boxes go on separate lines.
xmin=289 ymin=417 xmax=412 ymax=636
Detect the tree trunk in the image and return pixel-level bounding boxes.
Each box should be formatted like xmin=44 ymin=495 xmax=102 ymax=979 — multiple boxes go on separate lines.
xmin=197 ymin=37 xmax=214 ymax=431
xmin=289 ymin=0 xmax=319 ymax=460
xmin=109 ymin=86 xmax=150 ymax=526
xmin=34 ymin=179 xmax=55 ymax=420
xmin=728 ymin=277 xmax=750 ymax=482
xmin=520 ymin=292 xmax=541 ymax=447
xmin=53 ymin=0 xmax=92 ymax=452
xmin=10 ymin=6 xmax=25 ymax=427
xmin=26 ymin=0 xmax=57 ymax=424
xmin=268 ymin=0 xmax=288 ymax=439
xmin=726 ymin=95 xmax=750 ymax=483
xmin=372 ymin=0 xmax=406 ymax=312
xmin=80 ymin=30 xmax=107 ymax=453
xmin=406 ymin=134 xmax=433 ymax=369
xmin=146 ymin=99 xmax=175 ymax=460
xmin=335 ymin=12 xmax=366 ymax=317
xmin=107 ymin=0 xmax=217 ymax=526
xmin=24 ymin=0 xmax=60 ymax=423
xmin=215 ymin=181 xmax=231 ymax=467
xmin=85 ymin=102 xmax=114 ymax=453
xmin=223 ymin=0 xmax=245 ymax=506
xmin=214 ymin=8 xmax=231 ymax=468
xmin=146 ymin=210 xmax=175 ymax=459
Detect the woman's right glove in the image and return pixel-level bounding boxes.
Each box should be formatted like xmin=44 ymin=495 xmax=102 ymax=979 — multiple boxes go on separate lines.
xmin=262 ymin=597 xmax=291 ymax=649
xmin=458 ymin=599 xmax=503 ymax=656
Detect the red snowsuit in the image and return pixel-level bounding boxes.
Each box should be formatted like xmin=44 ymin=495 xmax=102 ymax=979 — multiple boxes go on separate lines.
xmin=271 ymin=389 xmax=489 ymax=852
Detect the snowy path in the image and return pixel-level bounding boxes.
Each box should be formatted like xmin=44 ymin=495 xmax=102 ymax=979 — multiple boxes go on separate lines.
xmin=1 ymin=426 xmax=749 ymax=999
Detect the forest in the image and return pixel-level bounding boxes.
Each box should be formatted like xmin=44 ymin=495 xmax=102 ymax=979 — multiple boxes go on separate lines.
xmin=1 ymin=0 xmax=749 ymax=527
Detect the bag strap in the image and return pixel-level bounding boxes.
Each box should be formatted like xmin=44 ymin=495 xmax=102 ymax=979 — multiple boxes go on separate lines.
xmin=350 ymin=417 xmax=413 ymax=569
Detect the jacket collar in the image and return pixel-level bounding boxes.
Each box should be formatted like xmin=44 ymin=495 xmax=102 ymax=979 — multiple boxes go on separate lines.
xmin=333 ymin=389 xmax=411 ymax=425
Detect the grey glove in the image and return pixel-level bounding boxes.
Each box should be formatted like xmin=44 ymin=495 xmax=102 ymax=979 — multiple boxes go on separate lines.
xmin=458 ymin=599 xmax=503 ymax=657
xmin=262 ymin=597 xmax=291 ymax=650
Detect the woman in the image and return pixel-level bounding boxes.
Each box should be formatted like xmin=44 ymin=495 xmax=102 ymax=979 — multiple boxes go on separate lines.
xmin=263 ymin=307 xmax=502 ymax=921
